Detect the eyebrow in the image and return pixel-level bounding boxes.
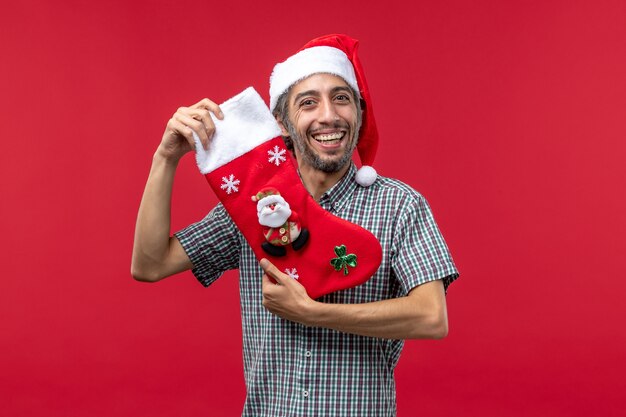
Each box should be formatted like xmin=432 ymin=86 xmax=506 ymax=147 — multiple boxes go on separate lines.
xmin=292 ymin=90 xmax=319 ymax=104
xmin=292 ymin=86 xmax=354 ymax=105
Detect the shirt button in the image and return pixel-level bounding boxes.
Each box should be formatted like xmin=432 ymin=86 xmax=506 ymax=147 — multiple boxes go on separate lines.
xmin=305 ymin=351 xmax=312 ymax=358
xmin=281 ymin=236 xmax=288 ymax=242
xmin=303 ymin=390 xmax=309 ymax=398
xmin=279 ymin=227 xmax=286 ymax=234
xmin=333 ymin=202 xmax=340 ymax=209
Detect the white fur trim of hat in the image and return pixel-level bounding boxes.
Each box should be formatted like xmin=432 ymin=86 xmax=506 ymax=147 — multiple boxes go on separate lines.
xmin=269 ymin=46 xmax=360 ymax=112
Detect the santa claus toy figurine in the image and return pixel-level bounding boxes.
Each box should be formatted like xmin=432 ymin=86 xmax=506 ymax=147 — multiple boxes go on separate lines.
xmin=252 ymin=187 xmax=310 ymax=257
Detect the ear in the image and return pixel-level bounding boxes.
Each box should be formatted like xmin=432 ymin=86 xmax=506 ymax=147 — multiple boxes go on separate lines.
xmin=275 ymin=117 xmax=290 ymax=137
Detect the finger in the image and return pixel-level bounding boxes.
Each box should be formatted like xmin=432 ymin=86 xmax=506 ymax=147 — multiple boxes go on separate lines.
xmin=166 ymin=117 xmax=196 ymax=150
xmin=188 ymin=108 xmax=217 ymax=141
xmin=261 ymin=274 xmax=270 ymax=291
xmin=174 ymin=112 xmax=209 ymax=149
xmin=192 ymin=98 xmax=224 ymax=120
xmin=261 ymin=274 xmax=277 ymax=290
xmin=260 ymin=258 xmax=285 ymax=285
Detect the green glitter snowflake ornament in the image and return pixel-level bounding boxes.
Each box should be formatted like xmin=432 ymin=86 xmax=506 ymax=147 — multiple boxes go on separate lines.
xmin=330 ymin=245 xmax=358 ymax=276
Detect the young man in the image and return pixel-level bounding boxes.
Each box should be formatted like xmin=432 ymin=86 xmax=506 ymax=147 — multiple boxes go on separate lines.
xmin=132 ymin=34 xmax=458 ymax=416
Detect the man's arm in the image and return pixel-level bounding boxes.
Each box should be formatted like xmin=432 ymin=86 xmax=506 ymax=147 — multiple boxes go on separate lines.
xmin=260 ymin=259 xmax=448 ymax=340
xmin=131 ymin=98 xmax=223 ymax=282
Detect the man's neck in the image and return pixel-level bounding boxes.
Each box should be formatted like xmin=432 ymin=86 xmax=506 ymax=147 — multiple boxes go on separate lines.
xmin=298 ymin=163 xmax=351 ymax=201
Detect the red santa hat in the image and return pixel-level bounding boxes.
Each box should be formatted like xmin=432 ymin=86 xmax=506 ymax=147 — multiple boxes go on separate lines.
xmin=251 ymin=186 xmax=281 ymax=202
xmin=269 ymin=34 xmax=379 ymax=187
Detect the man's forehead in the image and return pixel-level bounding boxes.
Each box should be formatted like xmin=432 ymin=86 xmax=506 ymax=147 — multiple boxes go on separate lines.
xmin=289 ymin=73 xmax=352 ymax=98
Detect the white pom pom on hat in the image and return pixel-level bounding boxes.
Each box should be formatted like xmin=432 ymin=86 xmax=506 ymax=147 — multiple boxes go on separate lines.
xmin=269 ymin=34 xmax=379 ymax=187
xmin=354 ymin=165 xmax=377 ymax=187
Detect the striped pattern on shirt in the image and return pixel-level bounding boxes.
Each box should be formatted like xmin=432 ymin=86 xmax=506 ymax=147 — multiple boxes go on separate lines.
xmin=175 ymin=163 xmax=459 ymax=417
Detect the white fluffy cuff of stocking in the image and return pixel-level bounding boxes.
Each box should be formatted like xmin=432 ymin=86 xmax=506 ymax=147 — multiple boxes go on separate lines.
xmin=193 ymin=87 xmax=282 ymax=174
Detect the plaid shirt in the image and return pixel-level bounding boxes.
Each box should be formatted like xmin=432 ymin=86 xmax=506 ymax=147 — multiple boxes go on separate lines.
xmin=176 ymin=163 xmax=458 ymax=416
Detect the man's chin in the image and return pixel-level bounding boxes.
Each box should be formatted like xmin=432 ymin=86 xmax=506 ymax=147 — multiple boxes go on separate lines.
xmin=309 ymin=154 xmax=352 ymax=173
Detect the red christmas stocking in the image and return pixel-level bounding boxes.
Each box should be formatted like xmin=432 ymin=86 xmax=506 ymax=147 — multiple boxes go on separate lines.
xmin=193 ymin=87 xmax=382 ymax=299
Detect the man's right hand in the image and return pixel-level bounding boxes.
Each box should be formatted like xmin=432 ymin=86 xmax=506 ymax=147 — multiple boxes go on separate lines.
xmin=131 ymin=98 xmax=223 ymax=282
xmin=156 ymin=98 xmax=224 ymax=163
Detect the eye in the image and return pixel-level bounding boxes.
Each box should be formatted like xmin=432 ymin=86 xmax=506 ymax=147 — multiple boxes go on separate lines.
xmin=335 ymin=94 xmax=351 ymax=102
xmin=299 ymin=98 xmax=316 ymax=107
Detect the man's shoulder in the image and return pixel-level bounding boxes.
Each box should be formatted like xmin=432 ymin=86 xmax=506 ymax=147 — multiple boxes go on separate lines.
xmin=364 ymin=174 xmax=426 ymax=204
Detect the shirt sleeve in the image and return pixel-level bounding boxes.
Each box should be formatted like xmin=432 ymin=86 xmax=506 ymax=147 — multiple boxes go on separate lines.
xmin=174 ymin=203 xmax=241 ymax=287
xmin=391 ymin=195 xmax=459 ymax=294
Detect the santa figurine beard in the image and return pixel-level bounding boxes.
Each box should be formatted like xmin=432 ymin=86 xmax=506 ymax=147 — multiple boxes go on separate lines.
xmin=255 ymin=193 xmax=309 ymax=257
xmin=257 ymin=194 xmax=292 ymax=228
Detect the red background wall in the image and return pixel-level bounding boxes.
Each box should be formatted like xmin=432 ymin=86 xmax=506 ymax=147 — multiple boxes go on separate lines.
xmin=2 ymin=0 xmax=625 ymax=415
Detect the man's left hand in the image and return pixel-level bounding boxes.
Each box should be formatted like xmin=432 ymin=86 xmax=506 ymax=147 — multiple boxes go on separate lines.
xmin=260 ymin=258 xmax=317 ymax=325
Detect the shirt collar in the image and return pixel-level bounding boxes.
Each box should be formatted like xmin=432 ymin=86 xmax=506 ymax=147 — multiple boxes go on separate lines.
xmin=318 ymin=163 xmax=358 ymax=212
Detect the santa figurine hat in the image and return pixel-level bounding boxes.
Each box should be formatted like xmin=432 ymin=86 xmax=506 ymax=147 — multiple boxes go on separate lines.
xmin=269 ymin=34 xmax=379 ymax=187
xmin=251 ymin=186 xmax=281 ymax=202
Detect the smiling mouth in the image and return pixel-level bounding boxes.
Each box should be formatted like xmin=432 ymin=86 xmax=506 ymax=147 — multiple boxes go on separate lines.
xmin=312 ymin=132 xmax=346 ymax=143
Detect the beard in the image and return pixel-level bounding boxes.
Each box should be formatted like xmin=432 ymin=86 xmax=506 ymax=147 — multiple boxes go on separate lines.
xmin=258 ymin=203 xmax=291 ymax=228
xmin=285 ymin=121 xmax=359 ymax=174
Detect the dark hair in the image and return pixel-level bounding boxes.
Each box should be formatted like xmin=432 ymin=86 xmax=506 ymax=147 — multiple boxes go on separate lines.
xmin=272 ymin=89 xmax=295 ymax=152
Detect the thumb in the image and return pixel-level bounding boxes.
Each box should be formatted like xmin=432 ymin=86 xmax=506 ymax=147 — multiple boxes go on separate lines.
xmin=260 ymin=258 xmax=285 ymax=284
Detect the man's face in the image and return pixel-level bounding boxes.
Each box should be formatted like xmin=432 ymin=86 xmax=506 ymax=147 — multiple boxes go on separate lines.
xmin=280 ymin=73 xmax=360 ymax=174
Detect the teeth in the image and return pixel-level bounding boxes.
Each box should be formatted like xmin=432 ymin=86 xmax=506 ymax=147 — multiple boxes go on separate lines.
xmin=313 ymin=132 xmax=344 ymax=141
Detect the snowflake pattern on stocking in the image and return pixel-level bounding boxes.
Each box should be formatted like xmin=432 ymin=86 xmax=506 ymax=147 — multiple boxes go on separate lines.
xmin=284 ymin=268 xmax=299 ymax=280
xmin=220 ymin=174 xmax=240 ymax=194
xmin=267 ymin=145 xmax=287 ymax=166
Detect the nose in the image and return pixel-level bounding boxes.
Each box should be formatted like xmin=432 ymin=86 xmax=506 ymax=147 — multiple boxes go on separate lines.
xmin=317 ymin=98 xmax=339 ymax=124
